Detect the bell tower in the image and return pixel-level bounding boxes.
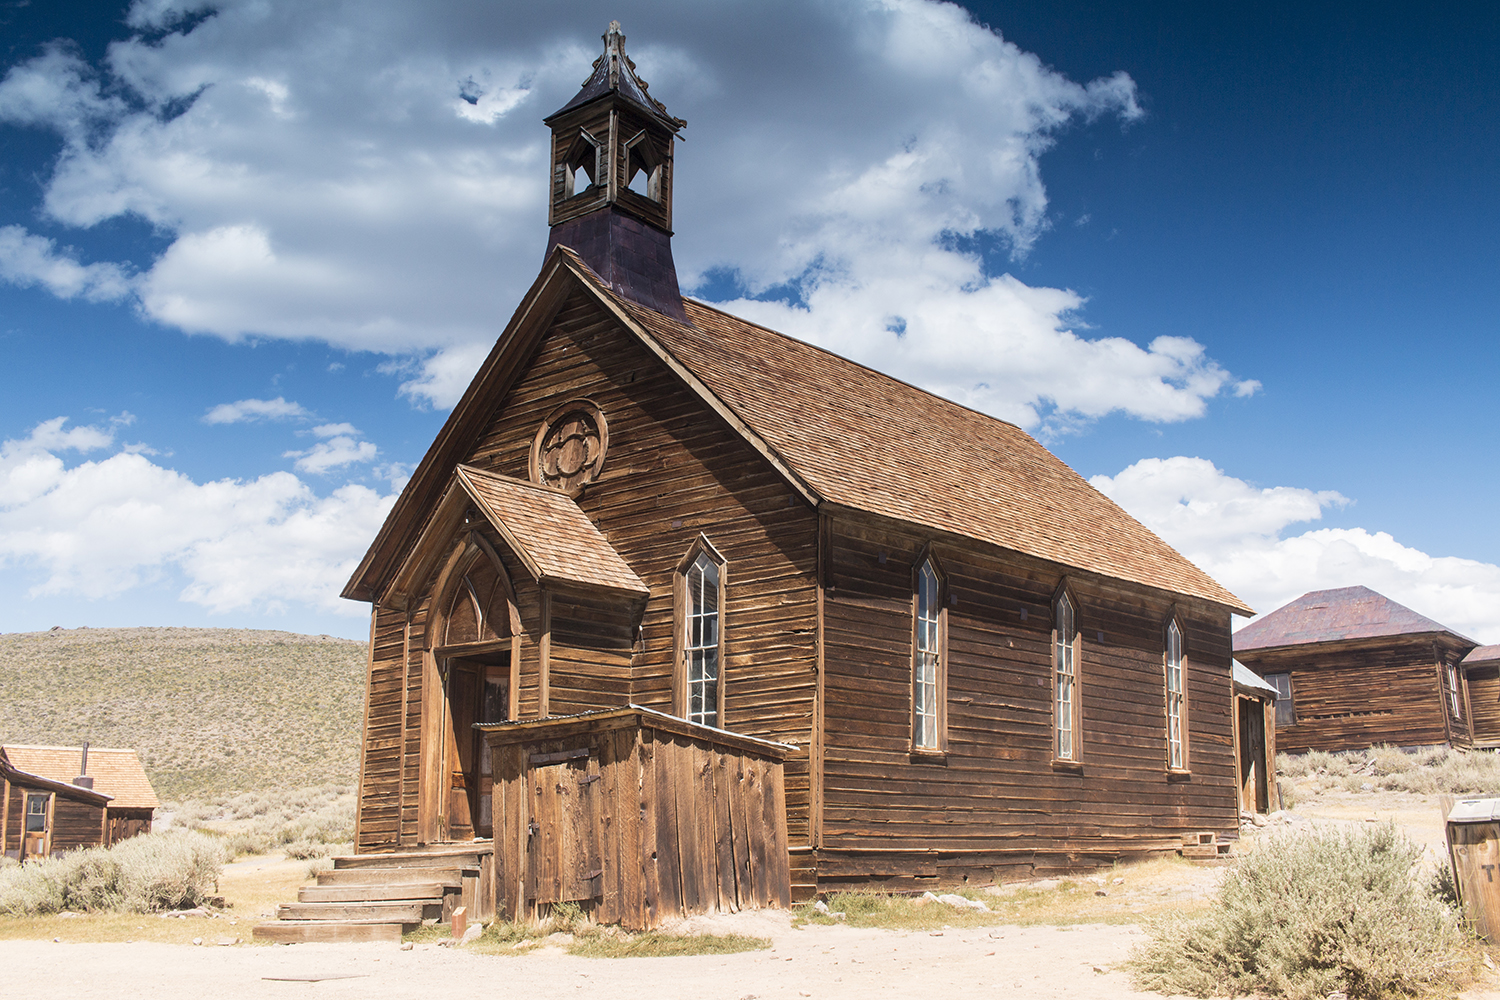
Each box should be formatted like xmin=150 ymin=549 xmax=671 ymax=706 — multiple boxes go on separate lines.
xmin=544 ymin=22 xmax=689 ymax=320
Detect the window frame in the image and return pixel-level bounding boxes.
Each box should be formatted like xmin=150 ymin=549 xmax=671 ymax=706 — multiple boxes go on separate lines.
xmin=1052 ymin=583 xmax=1083 ymax=764
xmin=910 ymin=550 xmax=948 ymax=755
xmin=674 ymin=535 xmax=728 ymax=729
xmin=1446 ymin=661 xmax=1463 ymax=721
xmin=24 ymin=793 xmax=48 ymax=833
xmin=1164 ymin=615 xmax=1189 ymax=773
xmin=1266 ymin=672 xmax=1295 ymax=727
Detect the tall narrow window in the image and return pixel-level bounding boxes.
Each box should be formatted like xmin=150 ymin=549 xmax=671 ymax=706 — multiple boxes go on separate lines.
xmin=1054 ymin=591 xmax=1080 ymax=761
xmin=914 ymin=559 xmax=942 ymax=750
xmin=686 ymin=553 xmax=720 ymax=726
xmin=1166 ymin=620 xmax=1186 ymax=770
xmin=1266 ymin=672 xmax=1295 ymax=727
xmin=677 ymin=537 xmax=727 ymax=729
xmin=1447 ymin=663 xmax=1463 ymax=720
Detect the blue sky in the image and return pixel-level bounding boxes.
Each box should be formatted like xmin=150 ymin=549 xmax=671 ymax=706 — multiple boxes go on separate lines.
xmin=1 ymin=0 xmax=1496 ymax=643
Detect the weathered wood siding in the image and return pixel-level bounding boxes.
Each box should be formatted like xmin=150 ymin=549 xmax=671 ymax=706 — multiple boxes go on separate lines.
xmin=820 ymin=515 xmax=1238 ymax=881
xmin=489 ymin=711 xmax=790 ymax=930
xmin=463 ymin=289 xmax=819 ymax=841
xmin=1238 ymin=638 xmax=1471 ymax=753
xmin=50 ymin=796 xmax=104 ymax=854
xmin=356 ymin=607 xmax=406 ymax=852
xmin=1469 ymin=666 xmax=1500 ymax=747
xmin=105 ymin=808 xmax=153 ymax=846
xmin=547 ymin=589 xmax=635 ymax=717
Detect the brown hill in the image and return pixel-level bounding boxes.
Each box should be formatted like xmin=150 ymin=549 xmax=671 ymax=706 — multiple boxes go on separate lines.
xmin=0 ymin=627 xmax=365 ymax=799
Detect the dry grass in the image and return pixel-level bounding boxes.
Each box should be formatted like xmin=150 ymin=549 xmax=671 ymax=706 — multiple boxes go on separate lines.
xmin=1278 ymin=746 xmax=1500 ymax=797
xmin=170 ymin=785 xmax=355 ymax=859
xmin=446 ymin=903 xmax=771 ymax=958
xmin=0 ymin=627 xmax=365 ymax=799
xmin=0 ymin=852 xmax=305 ymax=945
xmin=797 ymin=856 xmax=1216 ymax=931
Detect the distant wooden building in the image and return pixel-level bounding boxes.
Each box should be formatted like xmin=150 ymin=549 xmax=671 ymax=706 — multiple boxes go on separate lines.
xmin=1 ymin=744 xmax=157 ymax=860
xmin=1463 ymin=645 xmax=1500 ymax=748
xmin=1234 ymin=586 xmax=1480 ymax=753
xmin=336 ymin=23 xmax=1252 ymax=929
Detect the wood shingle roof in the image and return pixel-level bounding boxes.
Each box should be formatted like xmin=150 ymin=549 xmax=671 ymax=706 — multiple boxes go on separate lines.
xmin=1 ymin=745 xmax=158 ymax=810
xmin=456 ymin=466 xmax=649 ymax=597
xmin=345 ymin=248 xmax=1251 ymax=614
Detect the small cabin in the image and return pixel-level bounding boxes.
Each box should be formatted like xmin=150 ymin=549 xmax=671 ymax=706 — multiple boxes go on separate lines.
xmin=1235 ymin=587 xmax=1479 ymax=753
xmin=333 ymin=23 xmax=1254 ymax=931
xmin=0 ymin=744 xmax=158 ymax=859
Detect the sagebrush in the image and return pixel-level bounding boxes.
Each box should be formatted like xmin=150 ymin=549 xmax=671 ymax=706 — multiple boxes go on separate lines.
xmin=169 ymin=784 xmax=355 ymax=858
xmin=0 ymin=831 xmax=227 ymax=916
xmin=1128 ymin=823 xmax=1470 ymax=1000
xmin=1278 ymin=746 xmax=1500 ymax=796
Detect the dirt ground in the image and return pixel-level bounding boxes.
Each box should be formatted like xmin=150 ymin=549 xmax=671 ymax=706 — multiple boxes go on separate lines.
xmin=6 ymin=784 xmax=1500 ymax=999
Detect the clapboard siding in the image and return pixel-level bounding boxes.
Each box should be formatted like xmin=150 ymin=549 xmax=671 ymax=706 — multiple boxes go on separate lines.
xmin=356 ymin=606 xmax=407 ymax=852
xmin=462 ymin=289 xmax=820 ymax=843
xmin=1238 ymin=637 xmax=1473 ymax=752
xmin=820 ymin=515 xmax=1237 ymax=863
xmin=1470 ymin=667 xmax=1500 ymax=746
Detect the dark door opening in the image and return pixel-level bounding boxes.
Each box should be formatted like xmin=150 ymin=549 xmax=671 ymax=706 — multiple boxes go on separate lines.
xmin=445 ymin=653 xmax=510 ymax=840
xmin=1238 ymin=699 xmax=1269 ymax=814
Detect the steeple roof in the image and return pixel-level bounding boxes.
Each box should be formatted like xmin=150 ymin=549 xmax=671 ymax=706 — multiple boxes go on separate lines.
xmin=546 ymin=21 xmax=684 ymax=130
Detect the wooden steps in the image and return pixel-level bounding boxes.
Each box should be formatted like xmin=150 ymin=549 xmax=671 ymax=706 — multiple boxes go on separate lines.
xmin=1178 ymin=831 xmax=1234 ymax=861
xmin=253 ymin=844 xmax=492 ymax=944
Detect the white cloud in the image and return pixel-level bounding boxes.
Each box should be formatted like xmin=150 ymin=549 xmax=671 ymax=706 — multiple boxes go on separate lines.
xmin=0 ymin=225 xmax=133 ymax=302
xmin=1092 ymin=456 xmax=1500 ymax=644
xmin=202 ymin=396 xmax=311 ymax=424
xmin=284 ymin=425 xmax=378 ymax=474
xmin=0 ymin=417 xmax=393 ymax=616
xmin=0 ymin=0 xmax=1253 ymax=426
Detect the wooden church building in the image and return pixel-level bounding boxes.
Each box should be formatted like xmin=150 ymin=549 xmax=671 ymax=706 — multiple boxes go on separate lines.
xmin=340 ymin=23 xmax=1253 ymax=927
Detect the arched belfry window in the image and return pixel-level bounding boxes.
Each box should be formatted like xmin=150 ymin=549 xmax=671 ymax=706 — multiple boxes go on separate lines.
xmin=912 ymin=555 xmax=946 ymax=751
xmin=1053 ymin=587 xmax=1081 ymax=762
xmin=624 ymin=131 xmax=662 ymax=201
xmin=1165 ymin=617 xmax=1186 ymax=771
xmin=676 ymin=537 xmax=727 ymax=728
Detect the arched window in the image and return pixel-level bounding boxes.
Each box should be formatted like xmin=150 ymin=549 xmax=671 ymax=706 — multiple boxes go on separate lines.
xmin=676 ymin=537 xmax=727 ymax=728
xmin=913 ymin=557 xmax=944 ymax=751
xmin=1165 ymin=618 xmax=1186 ymax=770
xmin=1054 ymin=589 xmax=1080 ymax=761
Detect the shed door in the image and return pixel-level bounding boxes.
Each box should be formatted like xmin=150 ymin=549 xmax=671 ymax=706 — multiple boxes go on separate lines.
xmin=525 ymin=749 xmax=603 ymax=907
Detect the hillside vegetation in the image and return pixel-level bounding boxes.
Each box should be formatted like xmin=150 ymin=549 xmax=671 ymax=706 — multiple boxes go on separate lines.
xmin=0 ymin=627 xmax=366 ymax=799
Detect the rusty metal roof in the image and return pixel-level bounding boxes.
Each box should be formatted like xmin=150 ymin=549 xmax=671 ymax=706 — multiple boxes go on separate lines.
xmin=1233 ymin=586 xmax=1474 ymax=651
xmin=1464 ymin=644 xmax=1500 ymax=667
xmin=457 ymin=466 xmax=649 ymax=598
xmin=597 ymin=283 xmax=1250 ymax=614
xmin=1 ymin=745 xmax=157 ymax=809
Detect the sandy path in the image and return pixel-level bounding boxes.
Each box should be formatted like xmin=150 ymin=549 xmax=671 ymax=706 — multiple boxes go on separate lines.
xmin=0 ymin=915 xmax=1157 ymax=1000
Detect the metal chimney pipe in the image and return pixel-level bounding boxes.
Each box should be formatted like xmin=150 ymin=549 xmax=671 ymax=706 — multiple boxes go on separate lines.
xmin=73 ymin=742 xmax=93 ymax=789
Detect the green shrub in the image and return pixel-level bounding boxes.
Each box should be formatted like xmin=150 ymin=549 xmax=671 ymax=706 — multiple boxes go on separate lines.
xmin=0 ymin=830 xmax=226 ymax=916
xmin=1128 ymin=824 xmax=1470 ymax=1000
